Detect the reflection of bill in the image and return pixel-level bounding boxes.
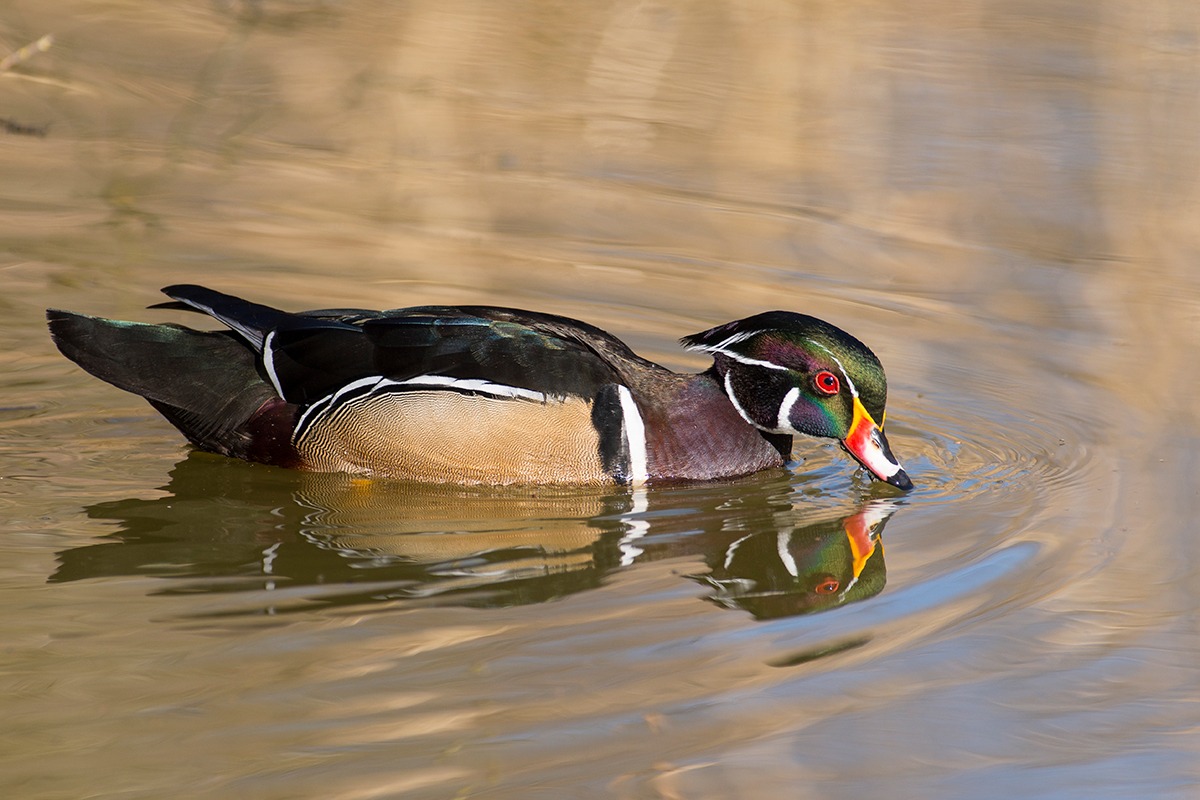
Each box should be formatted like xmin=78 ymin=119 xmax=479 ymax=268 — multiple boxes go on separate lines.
xmin=695 ymin=501 xmax=895 ymax=620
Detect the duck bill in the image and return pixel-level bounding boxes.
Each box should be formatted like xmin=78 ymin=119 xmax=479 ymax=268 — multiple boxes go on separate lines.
xmin=841 ymin=397 xmax=913 ymax=491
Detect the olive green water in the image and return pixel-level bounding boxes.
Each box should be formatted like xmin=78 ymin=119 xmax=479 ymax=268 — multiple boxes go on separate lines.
xmin=2 ymin=2 xmax=1199 ymax=798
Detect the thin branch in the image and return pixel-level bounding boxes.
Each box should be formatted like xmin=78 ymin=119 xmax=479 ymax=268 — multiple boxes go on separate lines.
xmin=0 ymin=33 xmax=54 ymax=72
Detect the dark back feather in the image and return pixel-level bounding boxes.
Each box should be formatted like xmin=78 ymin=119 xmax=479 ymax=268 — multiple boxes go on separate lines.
xmin=156 ymin=288 xmax=660 ymax=402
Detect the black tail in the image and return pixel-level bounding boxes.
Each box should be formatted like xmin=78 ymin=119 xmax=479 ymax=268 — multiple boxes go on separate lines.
xmin=47 ymin=310 xmax=281 ymax=456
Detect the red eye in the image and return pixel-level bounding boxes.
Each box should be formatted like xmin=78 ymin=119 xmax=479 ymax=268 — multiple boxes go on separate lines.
xmin=814 ymin=370 xmax=840 ymax=396
xmin=814 ymin=577 xmax=840 ymax=595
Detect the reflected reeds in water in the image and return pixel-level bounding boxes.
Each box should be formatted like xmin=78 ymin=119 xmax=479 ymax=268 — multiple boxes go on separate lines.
xmin=51 ymin=451 xmax=896 ymax=620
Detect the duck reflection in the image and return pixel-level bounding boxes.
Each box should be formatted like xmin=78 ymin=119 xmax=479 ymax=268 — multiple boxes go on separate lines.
xmin=692 ymin=502 xmax=890 ymax=620
xmin=53 ymin=452 xmax=897 ymax=618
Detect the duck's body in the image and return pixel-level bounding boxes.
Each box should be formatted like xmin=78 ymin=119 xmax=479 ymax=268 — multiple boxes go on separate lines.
xmin=47 ymin=285 xmax=911 ymax=489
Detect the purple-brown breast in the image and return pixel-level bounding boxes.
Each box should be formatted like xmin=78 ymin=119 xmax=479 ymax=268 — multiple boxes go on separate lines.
xmin=635 ymin=373 xmax=789 ymax=482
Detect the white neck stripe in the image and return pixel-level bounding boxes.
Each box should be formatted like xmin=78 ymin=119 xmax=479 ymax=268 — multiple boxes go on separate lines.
xmin=724 ymin=370 xmax=789 ymax=434
xmin=776 ymin=386 xmax=801 ymax=432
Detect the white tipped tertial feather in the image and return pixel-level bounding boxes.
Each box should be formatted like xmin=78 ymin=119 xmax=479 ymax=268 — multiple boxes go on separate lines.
xmin=262 ymin=330 xmax=285 ymax=398
xmin=171 ymin=293 xmax=267 ymax=350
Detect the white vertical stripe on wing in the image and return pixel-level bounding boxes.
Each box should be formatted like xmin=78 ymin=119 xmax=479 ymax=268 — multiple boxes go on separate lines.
xmin=617 ymin=385 xmax=649 ymax=485
xmin=262 ymin=330 xmax=286 ymax=399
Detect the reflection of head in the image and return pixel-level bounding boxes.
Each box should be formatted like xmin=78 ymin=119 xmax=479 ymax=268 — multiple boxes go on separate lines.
xmin=698 ymin=502 xmax=892 ymax=620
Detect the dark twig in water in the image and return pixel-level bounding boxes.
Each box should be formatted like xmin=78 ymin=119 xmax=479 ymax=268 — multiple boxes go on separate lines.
xmin=1 ymin=35 xmax=55 ymax=138
xmin=0 ymin=117 xmax=49 ymax=137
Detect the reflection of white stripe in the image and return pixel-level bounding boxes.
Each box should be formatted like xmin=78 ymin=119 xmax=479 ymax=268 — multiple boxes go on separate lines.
xmin=261 ymin=541 xmax=281 ymax=576
xmin=723 ymin=533 xmax=754 ymax=570
xmin=617 ymin=385 xmax=648 ymax=485
xmin=617 ymin=488 xmax=649 ymax=566
xmin=777 ymin=531 xmax=799 ymax=578
xmin=862 ymin=499 xmax=900 ymax=527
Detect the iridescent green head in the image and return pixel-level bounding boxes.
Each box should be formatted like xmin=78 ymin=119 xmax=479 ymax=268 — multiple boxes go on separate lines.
xmin=683 ymin=311 xmax=912 ymax=490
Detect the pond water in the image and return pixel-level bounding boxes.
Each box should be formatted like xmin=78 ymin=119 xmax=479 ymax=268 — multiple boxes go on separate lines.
xmin=3 ymin=1 xmax=1199 ymax=798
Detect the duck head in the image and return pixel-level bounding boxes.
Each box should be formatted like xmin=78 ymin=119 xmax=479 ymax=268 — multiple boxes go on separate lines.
xmin=683 ymin=311 xmax=913 ymax=490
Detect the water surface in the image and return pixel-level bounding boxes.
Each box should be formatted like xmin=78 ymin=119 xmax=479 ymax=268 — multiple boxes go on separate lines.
xmin=2 ymin=2 xmax=1198 ymax=798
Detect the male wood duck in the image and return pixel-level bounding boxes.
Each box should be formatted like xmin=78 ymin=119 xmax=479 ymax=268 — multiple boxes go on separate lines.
xmin=47 ymin=285 xmax=912 ymax=490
